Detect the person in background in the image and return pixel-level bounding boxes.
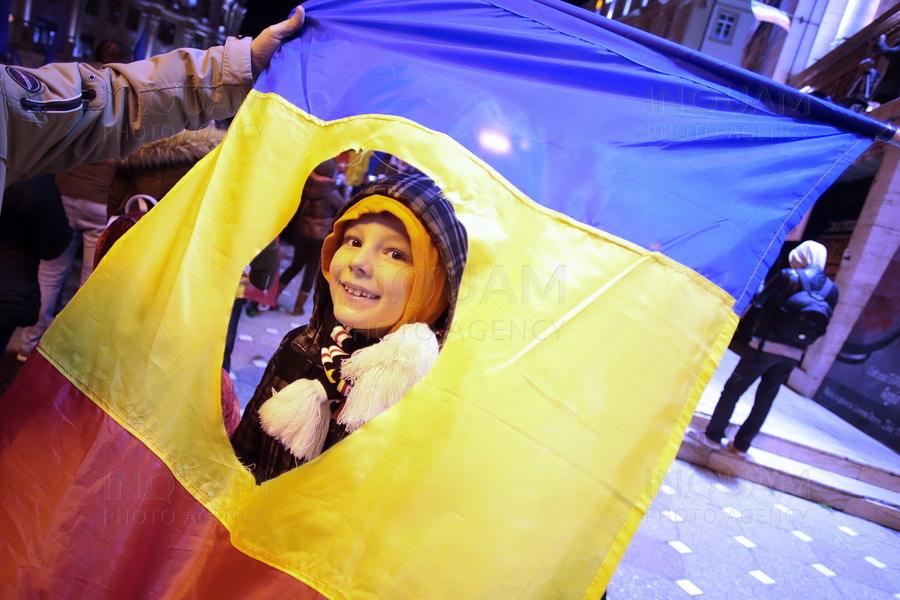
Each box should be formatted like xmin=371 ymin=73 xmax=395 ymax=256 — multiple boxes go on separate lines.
xmin=0 ymin=176 xmax=72 ymax=354
xmin=843 ymin=58 xmax=879 ymax=112
xmin=0 ymin=6 xmax=305 ymax=203
xmin=225 ymin=240 xmax=281 ymax=373
xmin=873 ymin=34 xmax=900 ymax=105
xmin=695 ymin=241 xmax=839 ymax=456
xmin=278 ymin=159 xmax=346 ymax=316
xmin=106 ymin=125 xmax=226 ymax=218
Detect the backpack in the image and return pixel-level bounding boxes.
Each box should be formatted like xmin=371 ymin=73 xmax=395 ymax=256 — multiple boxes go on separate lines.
xmin=766 ymin=269 xmax=835 ymax=347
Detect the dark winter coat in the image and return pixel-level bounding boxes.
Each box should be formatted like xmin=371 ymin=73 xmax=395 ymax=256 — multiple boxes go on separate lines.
xmin=0 ymin=175 xmax=73 ymax=332
xmin=293 ymin=159 xmax=346 ymax=241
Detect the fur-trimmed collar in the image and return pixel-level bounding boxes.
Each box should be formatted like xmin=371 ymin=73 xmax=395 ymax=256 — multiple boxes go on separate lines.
xmin=116 ymin=127 xmax=225 ymax=172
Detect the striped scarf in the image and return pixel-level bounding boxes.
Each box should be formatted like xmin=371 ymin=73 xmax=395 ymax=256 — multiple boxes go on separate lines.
xmin=320 ymin=325 xmax=364 ymax=400
xmin=259 ymin=322 xmax=439 ymax=463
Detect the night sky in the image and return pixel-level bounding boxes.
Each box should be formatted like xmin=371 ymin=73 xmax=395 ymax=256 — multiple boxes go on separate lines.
xmin=239 ymin=0 xmax=306 ymax=37
xmin=239 ymin=0 xmax=594 ymax=37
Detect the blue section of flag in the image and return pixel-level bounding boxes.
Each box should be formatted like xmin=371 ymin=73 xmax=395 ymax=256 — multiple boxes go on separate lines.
xmin=257 ymin=0 xmax=888 ymax=312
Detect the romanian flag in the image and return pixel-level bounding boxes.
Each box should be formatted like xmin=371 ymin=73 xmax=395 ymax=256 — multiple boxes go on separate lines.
xmin=0 ymin=1 xmax=892 ymax=598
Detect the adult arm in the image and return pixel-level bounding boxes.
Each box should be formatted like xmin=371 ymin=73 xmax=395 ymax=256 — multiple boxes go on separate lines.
xmin=0 ymin=6 xmax=304 ymax=191
xmin=1 ymin=39 xmax=251 ymax=190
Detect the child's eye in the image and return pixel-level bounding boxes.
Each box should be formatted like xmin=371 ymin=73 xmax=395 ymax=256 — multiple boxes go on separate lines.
xmin=343 ymin=236 xmax=362 ymax=247
xmin=388 ymin=249 xmax=410 ymax=262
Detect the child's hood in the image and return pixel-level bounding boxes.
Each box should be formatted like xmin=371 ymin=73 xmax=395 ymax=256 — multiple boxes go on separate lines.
xmin=305 ymin=173 xmax=468 ymax=346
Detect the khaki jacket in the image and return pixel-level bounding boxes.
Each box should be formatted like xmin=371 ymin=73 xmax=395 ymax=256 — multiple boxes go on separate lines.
xmin=0 ymin=37 xmax=252 ymax=204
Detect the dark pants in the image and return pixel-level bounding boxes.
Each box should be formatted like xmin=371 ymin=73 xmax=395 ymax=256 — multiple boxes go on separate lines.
xmin=280 ymin=237 xmax=322 ymax=295
xmin=223 ymin=298 xmax=248 ymax=373
xmin=705 ymin=349 xmax=799 ymax=452
xmin=0 ymin=325 xmax=15 ymax=357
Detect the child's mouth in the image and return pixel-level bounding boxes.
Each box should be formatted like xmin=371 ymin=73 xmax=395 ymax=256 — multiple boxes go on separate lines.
xmin=341 ymin=282 xmax=379 ymax=300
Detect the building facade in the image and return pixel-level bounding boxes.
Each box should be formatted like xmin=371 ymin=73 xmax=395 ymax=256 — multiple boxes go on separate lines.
xmin=8 ymin=0 xmax=246 ymax=67
xmin=602 ymin=0 xmax=900 ymax=445
xmin=608 ymin=0 xmax=757 ymax=67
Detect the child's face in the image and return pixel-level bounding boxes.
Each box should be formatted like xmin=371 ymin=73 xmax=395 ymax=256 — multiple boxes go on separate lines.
xmin=328 ymin=212 xmax=415 ymax=337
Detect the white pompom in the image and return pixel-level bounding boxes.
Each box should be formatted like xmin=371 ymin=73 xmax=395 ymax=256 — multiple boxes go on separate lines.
xmin=259 ymin=378 xmax=332 ymax=461
xmin=337 ymin=323 xmax=439 ymax=431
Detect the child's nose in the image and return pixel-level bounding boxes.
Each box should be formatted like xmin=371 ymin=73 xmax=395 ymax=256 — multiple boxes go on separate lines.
xmin=348 ymin=246 xmax=375 ymax=275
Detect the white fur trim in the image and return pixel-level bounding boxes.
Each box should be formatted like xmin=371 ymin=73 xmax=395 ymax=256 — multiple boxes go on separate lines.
xmin=259 ymin=378 xmax=331 ymax=461
xmin=337 ymin=323 xmax=439 ymax=431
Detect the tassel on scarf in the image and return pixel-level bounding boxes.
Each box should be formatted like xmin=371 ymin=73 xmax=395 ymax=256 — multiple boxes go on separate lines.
xmin=337 ymin=322 xmax=439 ymax=432
xmin=259 ymin=378 xmax=332 ymax=461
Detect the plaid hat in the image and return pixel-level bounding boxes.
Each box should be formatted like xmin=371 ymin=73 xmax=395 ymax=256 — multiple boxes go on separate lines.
xmin=310 ymin=173 xmax=468 ymax=343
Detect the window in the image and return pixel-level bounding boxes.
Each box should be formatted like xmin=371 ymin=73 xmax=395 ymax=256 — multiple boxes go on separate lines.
xmin=126 ymin=7 xmax=141 ymax=30
xmin=158 ymin=19 xmax=176 ymax=45
xmin=711 ymin=12 xmax=737 ymax=43
xmin=32 ymin=18 xmax=58 ymax=50
xmin=76 ymin=33 xmax=95 ymax=59
xmin=106 ymin=1 xmax=121 ymax=24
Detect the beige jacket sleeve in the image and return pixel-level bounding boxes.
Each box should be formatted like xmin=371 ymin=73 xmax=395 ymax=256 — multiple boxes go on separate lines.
xmin=0 ymin=36 xmax=252 ymax=193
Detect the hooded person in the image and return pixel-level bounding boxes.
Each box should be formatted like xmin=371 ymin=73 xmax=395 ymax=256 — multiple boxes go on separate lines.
xmin=695 ymin=240 xmax=838 ymax=456
xmin=231 ymin=173 xmax=468 ymax=483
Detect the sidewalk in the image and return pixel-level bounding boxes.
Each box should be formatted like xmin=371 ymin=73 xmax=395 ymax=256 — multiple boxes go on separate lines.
xmin=2 ymin=270 xmax=898 ymax=599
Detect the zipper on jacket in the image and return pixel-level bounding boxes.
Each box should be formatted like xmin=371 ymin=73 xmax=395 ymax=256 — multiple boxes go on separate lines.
xmin=21 ymin=89 xmax=97 ymax=113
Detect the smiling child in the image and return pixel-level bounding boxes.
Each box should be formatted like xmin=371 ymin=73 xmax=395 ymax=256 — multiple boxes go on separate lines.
xmin=231 ymin=173 xmax=468 ymax=483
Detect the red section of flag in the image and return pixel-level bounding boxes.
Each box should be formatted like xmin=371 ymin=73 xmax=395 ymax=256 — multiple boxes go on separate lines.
xmin=0 ymin=354 xmax=325 ymax=600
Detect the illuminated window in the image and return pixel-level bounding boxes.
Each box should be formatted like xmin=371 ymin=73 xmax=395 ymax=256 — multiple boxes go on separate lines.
xmin=32 ymin=18 xmax=57 ymax=50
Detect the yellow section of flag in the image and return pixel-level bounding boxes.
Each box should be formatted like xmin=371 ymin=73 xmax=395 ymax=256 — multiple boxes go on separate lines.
xmin=40 ymin=91 xmax=736 ymax=599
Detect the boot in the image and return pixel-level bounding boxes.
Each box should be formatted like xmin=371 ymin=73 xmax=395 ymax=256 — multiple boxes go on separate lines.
xmin=291 ymin=291 xmax=309 ymax=316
